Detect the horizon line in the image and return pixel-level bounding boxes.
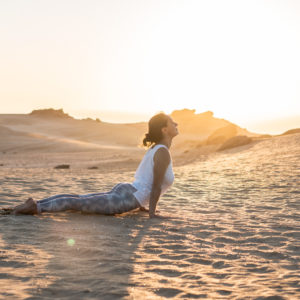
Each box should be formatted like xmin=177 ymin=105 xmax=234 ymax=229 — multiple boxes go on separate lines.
xmin=0 ymin=107 xmax=299 ymax=135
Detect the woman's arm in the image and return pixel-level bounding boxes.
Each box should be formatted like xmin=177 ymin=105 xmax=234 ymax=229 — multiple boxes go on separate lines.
xmin=149 ymin=147 xmax=170 ymax=218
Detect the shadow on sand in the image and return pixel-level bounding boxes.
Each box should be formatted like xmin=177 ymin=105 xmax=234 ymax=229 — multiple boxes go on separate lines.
xmin=0 ymin=209 xmax=162 ymax=299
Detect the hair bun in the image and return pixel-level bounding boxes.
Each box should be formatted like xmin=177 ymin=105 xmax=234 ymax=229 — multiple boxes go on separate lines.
xmin=142 ymin=133 xmax=151 ymax=146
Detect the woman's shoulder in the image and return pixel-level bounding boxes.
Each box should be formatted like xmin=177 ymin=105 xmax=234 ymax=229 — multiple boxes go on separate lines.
xmin=153 ymin=145 xmax=171 ymax=165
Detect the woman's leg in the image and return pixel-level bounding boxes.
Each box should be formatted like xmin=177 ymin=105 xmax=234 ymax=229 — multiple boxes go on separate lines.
xmin=37 ymin=183 xmax=140 ymax=215
xmin=38 ymin=183 xmax=122 ymax=204
xmin=80 ymin=183 xmax=140 ymax=214
xmin=37 ymin=190 xmax=113 ymax=208
xmin=13 ymin=194 xmax=100 ymax=215
xmin=38 ymin=194 xmax=80 ymax=204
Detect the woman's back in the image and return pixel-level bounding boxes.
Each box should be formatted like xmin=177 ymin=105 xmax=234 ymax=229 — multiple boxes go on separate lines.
xmin=132 ymin=144 xmax=174 ymax=207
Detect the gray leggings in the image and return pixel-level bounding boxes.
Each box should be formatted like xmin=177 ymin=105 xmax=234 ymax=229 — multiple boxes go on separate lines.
xmin=36 ymin=183 xmax=141 ymax=215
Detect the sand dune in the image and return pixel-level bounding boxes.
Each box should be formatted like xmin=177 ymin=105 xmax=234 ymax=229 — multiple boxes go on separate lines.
xmin=218 ymin=135 xmax=253 ymax=151
xmin=2 ymin=108 xmax=299 ymax=171
xmin=0 ymin=113 xmax=146 ymax=155
xmin=281 ymin=128 xmax=300 ymax=136
xmin=0 ymin=108 xmax=258 ymax=158
xmin=0 ymin=115 xmax=145 ymax=148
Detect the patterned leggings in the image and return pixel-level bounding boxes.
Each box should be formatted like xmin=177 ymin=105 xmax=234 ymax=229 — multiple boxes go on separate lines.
xmin=36 ymin=183 xmax=141 ymax=215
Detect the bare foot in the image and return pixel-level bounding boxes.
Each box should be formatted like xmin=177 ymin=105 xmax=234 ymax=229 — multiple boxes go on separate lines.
xmin=0 ymin=208 xmax=13 ymax=215
xmin=12 ymin=198 xmax=37 ymax=215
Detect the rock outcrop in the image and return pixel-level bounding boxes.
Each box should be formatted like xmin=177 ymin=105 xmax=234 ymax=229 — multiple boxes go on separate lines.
xmin=218 ymin=135 xmax=253 ymax=151
xmin=30 ymin=108 xmax=73 ymax=119
xmin=206 ymin=124 xmax=238 ymax=145
xmin=281 ymin=128 xmax=300 ymax=136
xmin=171 ymin=109 xmax=252 ymax=140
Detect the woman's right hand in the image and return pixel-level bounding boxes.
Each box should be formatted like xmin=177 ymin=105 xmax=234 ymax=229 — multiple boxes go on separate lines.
xmin=149 ymin=213 xmax=170 ymax=219
xmin=139 ymin=206 xmax=149 ymax=212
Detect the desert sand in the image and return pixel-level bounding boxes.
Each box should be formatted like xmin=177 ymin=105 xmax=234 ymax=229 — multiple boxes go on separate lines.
xmin=0 ymin=109 xmax=299 ymax=299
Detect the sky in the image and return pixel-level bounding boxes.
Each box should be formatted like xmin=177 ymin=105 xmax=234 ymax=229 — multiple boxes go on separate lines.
xmin=0 ymin=0 xmax=299 ymax=133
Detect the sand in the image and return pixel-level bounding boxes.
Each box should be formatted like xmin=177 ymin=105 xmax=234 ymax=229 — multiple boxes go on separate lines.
xmin=0 ymin=113 xmax=300 ymax=299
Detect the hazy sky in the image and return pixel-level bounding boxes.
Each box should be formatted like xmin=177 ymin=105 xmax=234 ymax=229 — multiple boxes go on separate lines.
xmin=1 ymin=0 xmax=299 ymax=132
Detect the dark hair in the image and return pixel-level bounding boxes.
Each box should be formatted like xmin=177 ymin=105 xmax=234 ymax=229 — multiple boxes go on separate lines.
xmin=142 ymin=113 xmax=169 ymax=147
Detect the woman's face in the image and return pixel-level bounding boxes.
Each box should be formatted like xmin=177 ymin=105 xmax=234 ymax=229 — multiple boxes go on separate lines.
xmin=164 ymin=116 xmax=178 ymax=138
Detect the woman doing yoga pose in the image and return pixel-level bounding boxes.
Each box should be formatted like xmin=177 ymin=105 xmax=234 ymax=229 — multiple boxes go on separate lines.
xmin=12 ymin=113 xmax=178 ymax=218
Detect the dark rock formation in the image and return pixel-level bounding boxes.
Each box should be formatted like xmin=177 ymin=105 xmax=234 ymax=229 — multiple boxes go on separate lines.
xmin=30 ymin=108 xmax=73 ymax=119
xmin=54 ymin=164 xmax=70 ymax=169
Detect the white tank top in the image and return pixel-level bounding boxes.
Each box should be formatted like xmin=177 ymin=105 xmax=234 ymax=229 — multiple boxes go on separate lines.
xmin=132 ymin=144 xmax=175 ymax=207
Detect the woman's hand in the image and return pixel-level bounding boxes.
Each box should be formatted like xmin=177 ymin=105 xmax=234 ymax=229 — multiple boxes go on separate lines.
xmin=149 ymin=213 xmax=170 ymax=219
xmin=139 ymin=206 xmax=149 ymax=212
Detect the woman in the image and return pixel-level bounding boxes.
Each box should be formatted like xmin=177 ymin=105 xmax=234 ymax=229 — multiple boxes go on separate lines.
xmin=11 ymin=113 xmax=178 ymax=218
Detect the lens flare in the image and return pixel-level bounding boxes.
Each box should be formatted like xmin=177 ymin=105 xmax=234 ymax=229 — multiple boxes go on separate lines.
xmin=67 ymin=239 xmax=75 ymax=246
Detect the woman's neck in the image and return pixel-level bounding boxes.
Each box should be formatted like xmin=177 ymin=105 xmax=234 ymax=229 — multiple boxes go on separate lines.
xmin=157 ymin=137 xmax=172 ymax=149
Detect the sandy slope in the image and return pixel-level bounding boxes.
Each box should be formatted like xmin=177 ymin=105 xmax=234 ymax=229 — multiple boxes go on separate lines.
xmin=0 ymin=109 xmax=260 ymax=155
xmin=0 ymin=114 xmax=146 ymax=151
xmin=0 ymin=110 xmax=264 ymax=172
xmin=0 ymin=132 xmax=299 ymax=299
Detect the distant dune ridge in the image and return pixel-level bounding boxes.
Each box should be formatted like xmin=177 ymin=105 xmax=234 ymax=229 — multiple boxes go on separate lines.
xmin=281 ymin=128 xmax=300 ymax=136
xmin=0 ymin=108 xmax=299 ymax=166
